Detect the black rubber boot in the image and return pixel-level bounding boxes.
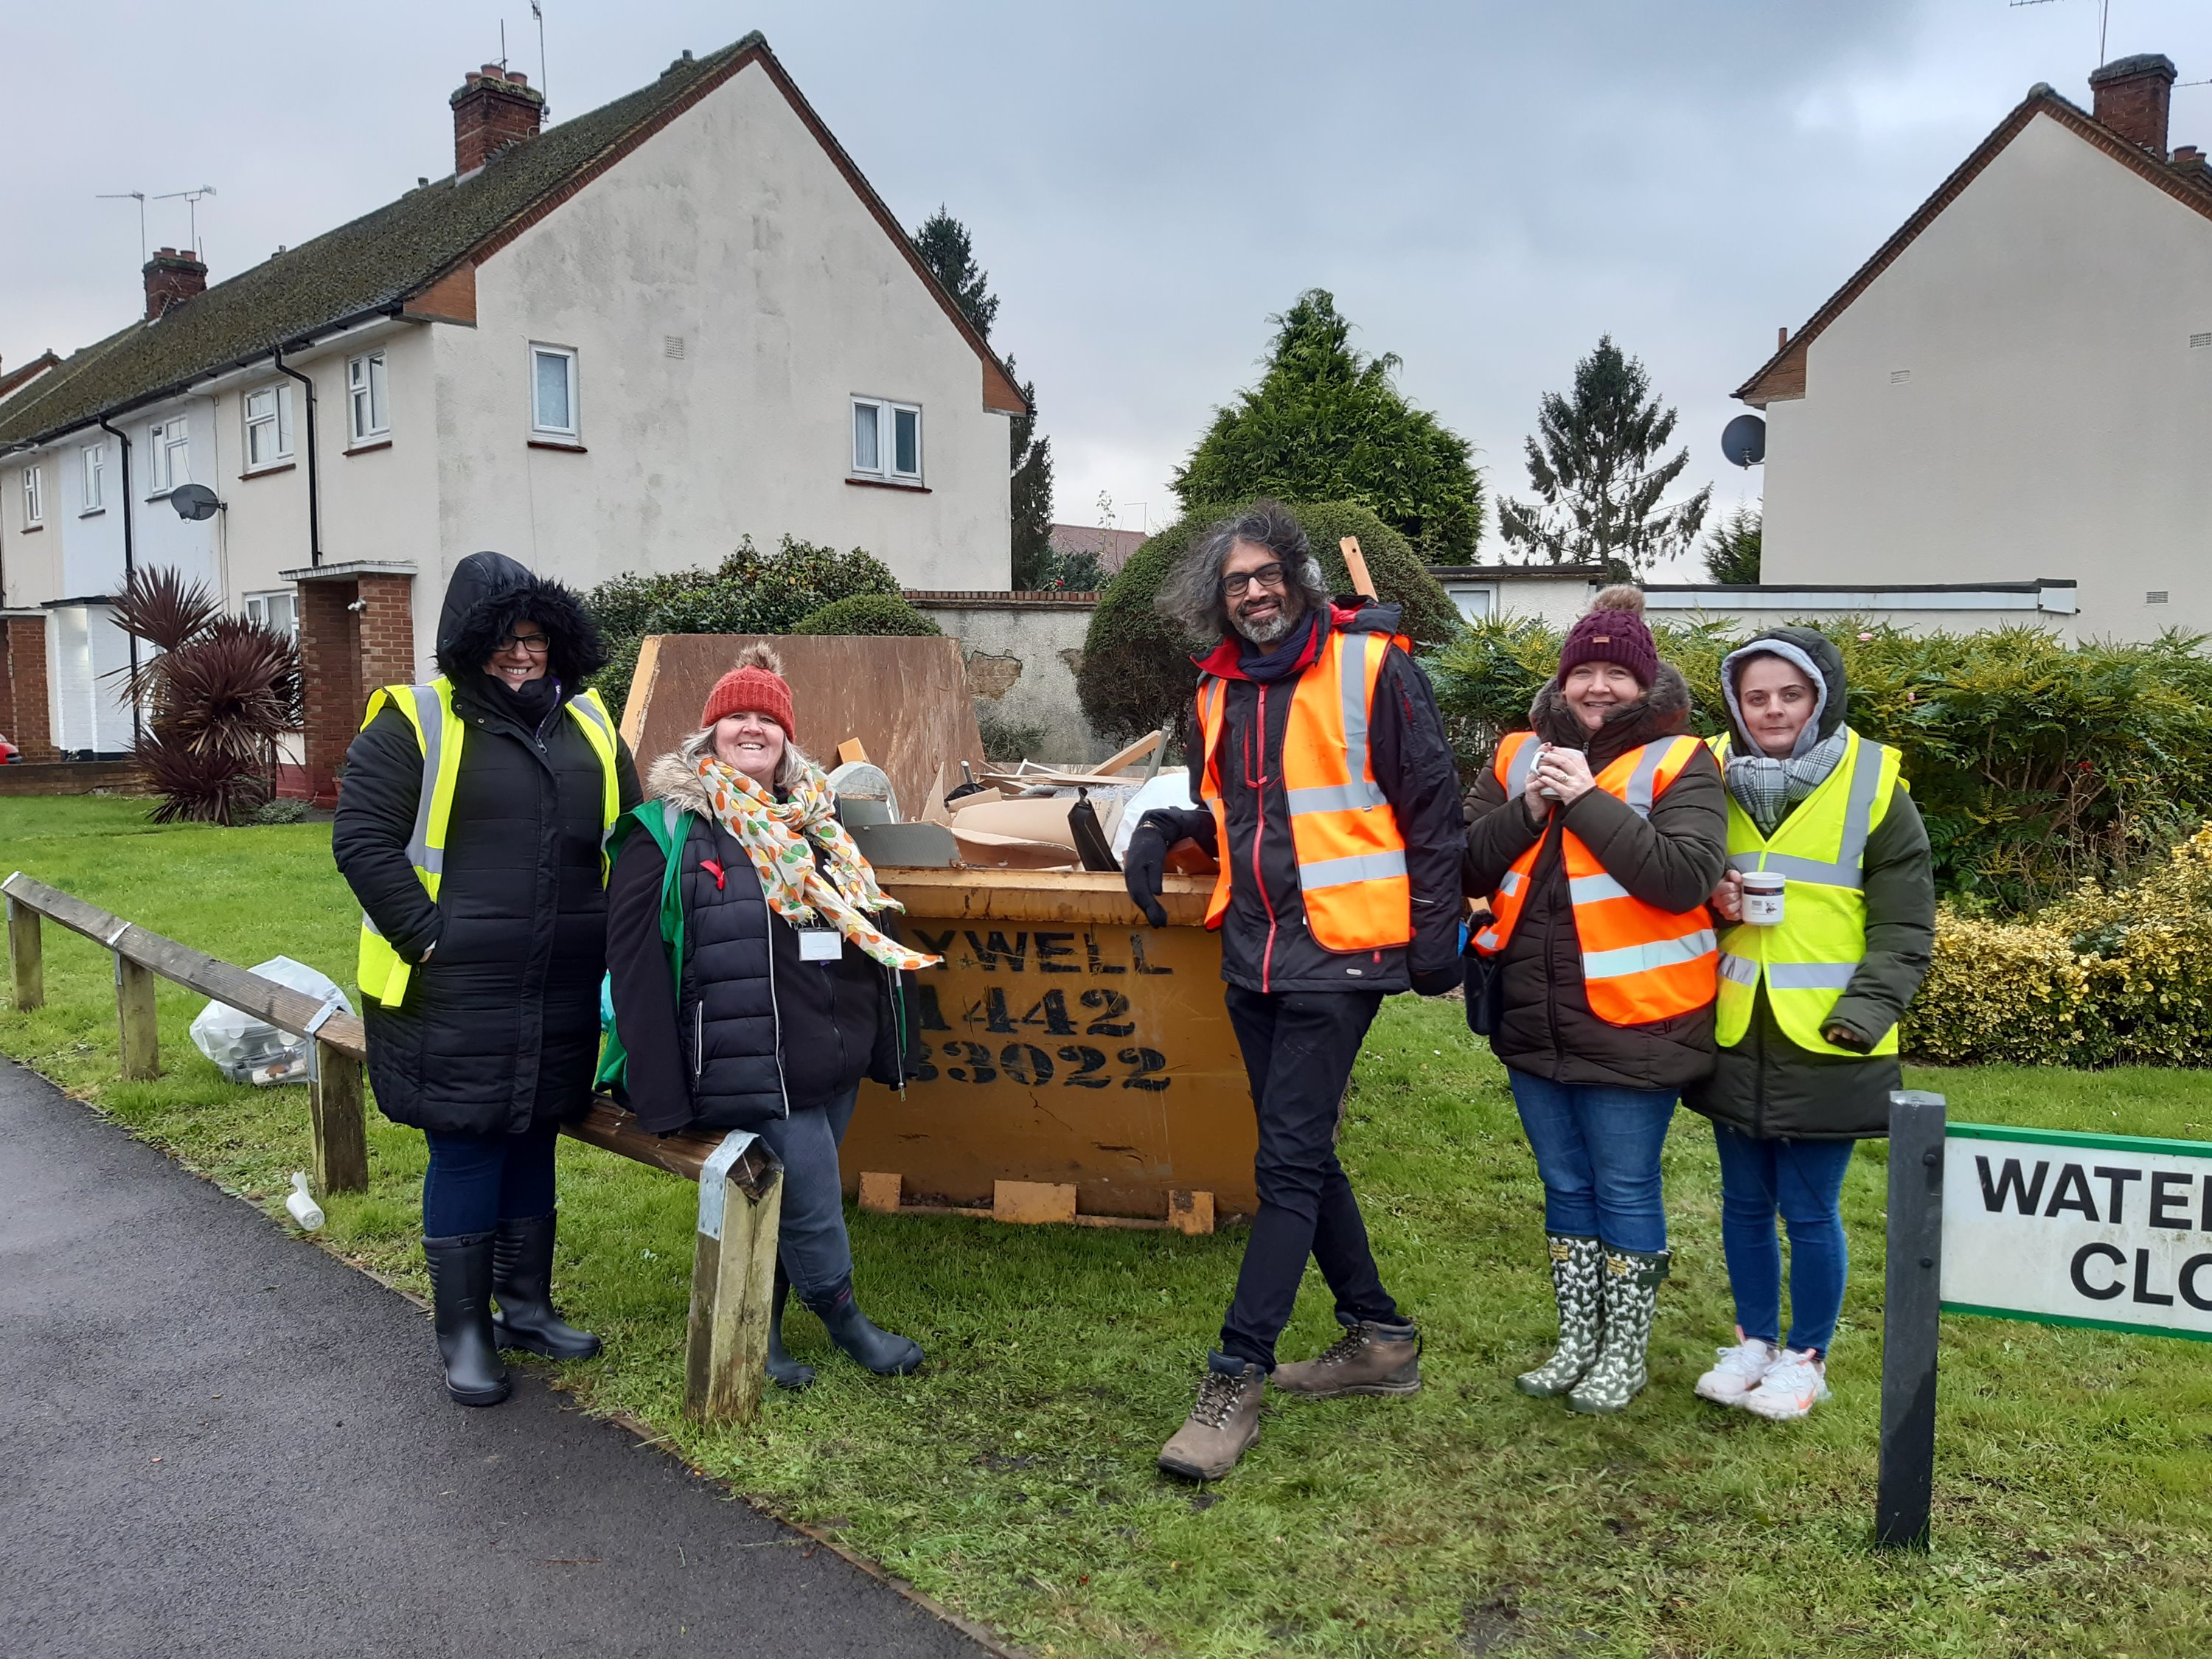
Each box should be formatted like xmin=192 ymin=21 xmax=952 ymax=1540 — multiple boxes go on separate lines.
xmin=765 ymin=1264 xmax=815 ymax=1391
xmin=801 ymin=1276 xmax=923 ymax=1376
xmin=423 ymin=1231 xmax=510 ymax=1406
xmin=490 ymin=1212 xmax=601 ymax=1360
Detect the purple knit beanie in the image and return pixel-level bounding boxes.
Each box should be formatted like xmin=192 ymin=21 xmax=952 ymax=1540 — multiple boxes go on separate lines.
xmin=1557 ymin=585 xmax=1658 ymax=689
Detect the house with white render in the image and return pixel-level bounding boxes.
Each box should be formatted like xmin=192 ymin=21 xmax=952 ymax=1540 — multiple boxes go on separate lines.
xmin=0 ymin=32 xmax=1026 ymax=796
xmin=1734 ymin=52 xmax=2212 ymax=643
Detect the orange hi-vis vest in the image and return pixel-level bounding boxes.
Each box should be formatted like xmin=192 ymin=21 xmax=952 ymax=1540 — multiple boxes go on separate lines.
xmin=1194 ymin=625 xmax=1411 ymax=954
xmin=1473 ymin=730 xmax=1718 ymax=1026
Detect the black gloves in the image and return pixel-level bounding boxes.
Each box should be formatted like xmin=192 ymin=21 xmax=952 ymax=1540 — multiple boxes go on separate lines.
xmin=1122 ymin=818 xmax=1170 ymax=928
xmin=1410 ymin=964 xmax=1461 ymax=998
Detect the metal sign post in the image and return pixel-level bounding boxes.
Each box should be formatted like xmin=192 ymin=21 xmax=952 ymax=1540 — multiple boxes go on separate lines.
xmin=1877 ymin=1091 xmax=1947 ymax=1549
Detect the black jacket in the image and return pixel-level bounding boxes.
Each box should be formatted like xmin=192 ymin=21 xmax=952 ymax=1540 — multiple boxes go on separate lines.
xmin=333 ymin=552 xmax=639 ymax=1137
xmin=1147 ymin=600 xmax=1465 ymax=995
xmin=1462 ymin=665 xmax=1729 ymax=1092
xmin=1682 ymin=627 xmax=1936 ymax=1140
xmin=605 ymin=754 xmax=917 ymax=1135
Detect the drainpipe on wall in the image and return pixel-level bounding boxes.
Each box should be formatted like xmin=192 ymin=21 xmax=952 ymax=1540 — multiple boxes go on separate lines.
xmin=271 ymin=346 xmax=321 ymax=568
xmin=96 ymin=415 xmax=143 ymax=748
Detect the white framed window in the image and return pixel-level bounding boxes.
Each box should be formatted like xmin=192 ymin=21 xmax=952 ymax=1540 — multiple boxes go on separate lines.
xmin=348 ymin=351 xmax=389 ymax=444
xmin=243 ymin=384 xmax=294 ymax=470
xmin=21 ymin=464 xmax=42 ymax=526
xmin=148 ymin=416 xmax=189 ymax=494
xmin=849 ymin=396 xmax=921 ymax=483
xmin=530 ymin=344 xmax=579 ymax=438
xmin=243 ymin=590 xmax=299 ymax=638
xmin=80 ymin=443 xmax=104 ymax=512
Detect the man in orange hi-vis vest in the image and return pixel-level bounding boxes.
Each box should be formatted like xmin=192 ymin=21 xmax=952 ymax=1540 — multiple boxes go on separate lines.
xmin=1124 ymin=501 xmax=1465 ymax=1482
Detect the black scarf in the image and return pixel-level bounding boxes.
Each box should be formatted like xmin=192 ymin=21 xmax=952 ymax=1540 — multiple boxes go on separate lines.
xmin=1237 ymin=608 xmax=1324 ymax=684
xmin=476 ymin=671 xmax=562 ymax=733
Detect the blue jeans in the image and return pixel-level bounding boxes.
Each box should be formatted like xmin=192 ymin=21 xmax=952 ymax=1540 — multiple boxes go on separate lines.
xmin=1711 ymin=1123 xmax=1856 ymax=1355
xmin=422 ymin=1122 xmax=560 ymax=1238
xmin=1505 ymin=1070 xmax=1677 ymax=1253
xmin=756 ymin=1085 xmax=860 ymax=1303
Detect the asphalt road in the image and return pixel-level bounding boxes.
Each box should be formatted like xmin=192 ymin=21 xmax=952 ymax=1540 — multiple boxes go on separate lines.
xmin=0 ymin=1059 xmax=987 ymax=1659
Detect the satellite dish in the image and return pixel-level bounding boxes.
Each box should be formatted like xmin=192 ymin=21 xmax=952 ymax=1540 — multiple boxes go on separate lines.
xmin=1720 ymin=414 xmax=1766 ymax=469
xmin=169 ymin=483 xmax=223 ymax=521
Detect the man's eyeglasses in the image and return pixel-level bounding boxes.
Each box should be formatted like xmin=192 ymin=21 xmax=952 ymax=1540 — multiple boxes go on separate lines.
xmin=498 ymin=632 xmax=552 ymax=656
xmin=1222 ymin=563 xmax=1289 ymax=599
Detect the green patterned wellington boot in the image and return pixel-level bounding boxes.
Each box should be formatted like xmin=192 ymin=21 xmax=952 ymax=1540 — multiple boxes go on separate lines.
xmin=1567 ymin=1248 xmax=1672 ymax=1413
xmin=1514 ymin=1234 xmax=1604 ymax=1397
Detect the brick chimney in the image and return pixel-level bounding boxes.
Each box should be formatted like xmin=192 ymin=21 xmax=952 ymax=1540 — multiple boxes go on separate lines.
xmin=2089 ymin=52 xmax=2177 ymax=156
xmin=451 ymin=64 xmax=544 ymax=177
xmin=143 ymin=248 xmax=208 ymax=321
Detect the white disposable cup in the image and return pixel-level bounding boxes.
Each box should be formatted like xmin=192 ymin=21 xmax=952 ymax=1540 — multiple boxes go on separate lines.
xmin=1740 ymin=872 xmax=1786 ymax=926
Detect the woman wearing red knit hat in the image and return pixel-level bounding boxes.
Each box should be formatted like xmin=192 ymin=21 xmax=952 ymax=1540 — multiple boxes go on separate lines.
xmin=1461 ymin=586 xmax=1728 ymax=1413
xmin=602 ymin=643 xmax=937 ymax=1387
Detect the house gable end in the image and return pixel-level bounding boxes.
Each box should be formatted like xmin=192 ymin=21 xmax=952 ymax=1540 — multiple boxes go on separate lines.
xmin=1737 ymin=91 xmax=2212 ymax=406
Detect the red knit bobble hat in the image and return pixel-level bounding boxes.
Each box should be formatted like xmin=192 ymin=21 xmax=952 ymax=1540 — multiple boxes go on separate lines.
xmin=700 ymin=641 xmax=796 ymax=740
xmin=1557 ymin=585 xmax=1658 ymax=689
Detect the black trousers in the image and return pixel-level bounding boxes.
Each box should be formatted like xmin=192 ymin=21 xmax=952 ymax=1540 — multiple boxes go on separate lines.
xmin=1218 ymin=986 xmax=1401 ymax=1369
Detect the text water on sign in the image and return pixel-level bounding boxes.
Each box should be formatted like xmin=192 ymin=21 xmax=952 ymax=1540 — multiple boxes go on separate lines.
xmin=906 ymin=928 xmax=1175 ymax=1093
xmin=1941 ymin=1125 xmax=2212 ymax=1339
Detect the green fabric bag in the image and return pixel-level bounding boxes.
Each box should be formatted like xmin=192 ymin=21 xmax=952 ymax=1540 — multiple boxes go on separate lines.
xmin=595 ymin=799 xmax=692 ymax=1094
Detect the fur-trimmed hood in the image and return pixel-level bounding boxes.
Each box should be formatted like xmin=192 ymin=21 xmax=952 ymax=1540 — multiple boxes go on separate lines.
xmin=434 ymin=551 xmax=607 ymax=689
xmin=647 ymin=751 xmax=713 ymax=817
xmin=1529 ymin=661 xmax=1694 ymax=770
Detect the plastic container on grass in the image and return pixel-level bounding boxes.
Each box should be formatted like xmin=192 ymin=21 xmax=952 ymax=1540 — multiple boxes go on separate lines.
xmin=189 ymin=956 xmax=355 ymax=1086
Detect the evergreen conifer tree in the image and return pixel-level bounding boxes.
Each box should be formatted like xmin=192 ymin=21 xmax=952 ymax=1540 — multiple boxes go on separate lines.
xmin=911 ymin=207 xmax=1052 ymax=585
xmin=1171 ymin=289 xmax=1484 ymax=562
xmin=1500 ymin=335 xmax=1711 ymax=580
xmin=1702 ymin=504 xmax=1762 ymax=584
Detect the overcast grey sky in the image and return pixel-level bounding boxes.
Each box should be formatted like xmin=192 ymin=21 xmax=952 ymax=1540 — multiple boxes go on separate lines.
xmin=7 ymin=0 xmax=2211 ymax=571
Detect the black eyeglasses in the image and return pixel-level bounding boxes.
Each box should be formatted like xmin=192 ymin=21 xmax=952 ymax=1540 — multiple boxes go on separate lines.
xmin=1222 ymin=563 xmax=1289 ymax=598
xmin=498 ymin=632 xmax=552 ymax=655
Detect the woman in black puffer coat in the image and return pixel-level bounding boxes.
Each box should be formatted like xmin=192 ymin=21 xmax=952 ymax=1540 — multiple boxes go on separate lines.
xmin=605 ymin=642 xmax=927 ymax=1391
xmin=333 ymin=552 xmax=639 ymax=1406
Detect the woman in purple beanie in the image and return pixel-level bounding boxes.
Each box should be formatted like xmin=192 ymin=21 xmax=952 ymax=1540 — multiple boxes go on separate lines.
xmin=1461 ymin=587 xmax=1728 ymax=1412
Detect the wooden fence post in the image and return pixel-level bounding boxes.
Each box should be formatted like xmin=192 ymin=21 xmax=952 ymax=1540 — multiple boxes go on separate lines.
xmin=114 ymin=953 xmax=159 ymax=1080
xmin=308 ymin=1037 xmax=369 ymax=1196
xmin=7 ymin=896 xmax=41 ymax=1011
xmin=684 ymin=1132 xmax=784 ymax=1427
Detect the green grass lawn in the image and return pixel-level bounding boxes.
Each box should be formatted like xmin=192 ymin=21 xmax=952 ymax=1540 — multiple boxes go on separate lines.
xmin=5 ymin=794 xmax=2211 ymax=1657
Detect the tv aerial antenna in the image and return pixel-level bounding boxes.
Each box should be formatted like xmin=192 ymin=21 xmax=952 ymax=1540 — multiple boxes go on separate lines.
xmin=152 ymin=186 xmax=218 ymax=261
xmin=96 ymin=191 xmax=148 ymax=267
xmin=2008 ymin=0 xmax=2113 ymax=68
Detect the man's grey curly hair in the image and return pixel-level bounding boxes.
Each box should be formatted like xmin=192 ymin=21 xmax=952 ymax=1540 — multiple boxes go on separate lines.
xmin=1155 ymin=499 xmax=1329 ymax=641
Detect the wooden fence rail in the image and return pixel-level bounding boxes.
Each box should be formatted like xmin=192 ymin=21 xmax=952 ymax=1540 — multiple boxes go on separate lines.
xmin=2 ymin=868 xmax=782 ymax=1425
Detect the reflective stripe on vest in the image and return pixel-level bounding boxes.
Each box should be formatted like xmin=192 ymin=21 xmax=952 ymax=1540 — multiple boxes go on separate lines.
xmin=1475 ymin=729 xmax=1718 ymax=1027
xmin=1196 ymin=626 xmax=1412 ymax=953
xmin=355 ymin=678 xmax=622 ymax=1009
xmin=1708 ymin=727 xmax=1904 ymax=1057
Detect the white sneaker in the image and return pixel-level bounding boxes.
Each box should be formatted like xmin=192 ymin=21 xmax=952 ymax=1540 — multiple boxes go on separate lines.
xmin=1740 ymin=1348 xmax=1829 ymax=1421
xmin=1693 ymin=1329 xmax=1778 ymax=1407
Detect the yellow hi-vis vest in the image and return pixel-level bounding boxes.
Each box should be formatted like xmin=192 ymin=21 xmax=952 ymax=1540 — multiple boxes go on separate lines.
xmin=354 ymin=678 xmax=622 ymax=1009
xmin=1710 ymin=726 xmax=1905 ymax=1057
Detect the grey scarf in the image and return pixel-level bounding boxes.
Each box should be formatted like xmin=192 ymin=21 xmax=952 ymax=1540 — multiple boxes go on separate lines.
xmin=1725 ymin=731 xmax=1847 ymax=835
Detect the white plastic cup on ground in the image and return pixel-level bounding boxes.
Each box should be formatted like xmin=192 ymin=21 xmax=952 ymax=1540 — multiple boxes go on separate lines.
xmin=285 ymin=1172 xmax=325 ymax=1231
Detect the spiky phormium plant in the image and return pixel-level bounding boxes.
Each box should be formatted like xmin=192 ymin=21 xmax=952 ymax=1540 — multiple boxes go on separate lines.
xmin=111 ymin=567 xmax=303 ymax=824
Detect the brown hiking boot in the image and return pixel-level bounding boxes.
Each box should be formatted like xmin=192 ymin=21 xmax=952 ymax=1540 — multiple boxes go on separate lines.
xmin=1271 ymin=1320 xmax=1422 ymax=1399
xmin=1157 ymin=1359 xmax=1265 ymax=1481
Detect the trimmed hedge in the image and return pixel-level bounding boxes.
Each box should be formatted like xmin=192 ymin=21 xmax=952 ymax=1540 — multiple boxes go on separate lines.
xmin=1433 ymin=615 xmax=2212 ymax=913
xmin=1907 ymin=824 xmax=2212 ymax=1065
xmin=790 ymin=594 xmax=942 ymax=636
xmin=1076 ymin=500 xmax=1464 ymax=744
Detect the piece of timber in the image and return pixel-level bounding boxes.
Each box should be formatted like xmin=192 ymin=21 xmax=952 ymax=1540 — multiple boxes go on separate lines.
xmin=1094 ymin=728 xmax=1164 ymax=776
xmin=1339 ymin=535 xmax=1376 ymax=600
xmin=877 ymin=866 xmax=1212 ymax=927
xmin=7 ymin=892 xmax=43 ymax=1011
xmin=115 ymin=953 xmax=159 ymax=1081
xmin=0 ymin=872 xmax=369 ymax=1059
xmin=562 ymin=1097 xmax=738 ymax=1183
xmin=309 ymin=1041 xmax=370 ymax=1196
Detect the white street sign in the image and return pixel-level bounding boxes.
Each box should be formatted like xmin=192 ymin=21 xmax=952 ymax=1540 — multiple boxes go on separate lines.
xmin=1942 ymin=1124 xmax=2212 ymax=1342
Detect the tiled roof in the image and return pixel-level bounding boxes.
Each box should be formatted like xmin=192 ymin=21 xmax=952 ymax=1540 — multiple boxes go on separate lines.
xmin=1 ymin=32 xmax=1024 ymax=449
xmin=1736 ymin=86 xmax=2212 ymax=406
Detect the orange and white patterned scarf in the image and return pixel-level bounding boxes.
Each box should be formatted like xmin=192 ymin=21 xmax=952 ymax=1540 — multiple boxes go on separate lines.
xmin=695 ymin=755 xmax=939 ymax=973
